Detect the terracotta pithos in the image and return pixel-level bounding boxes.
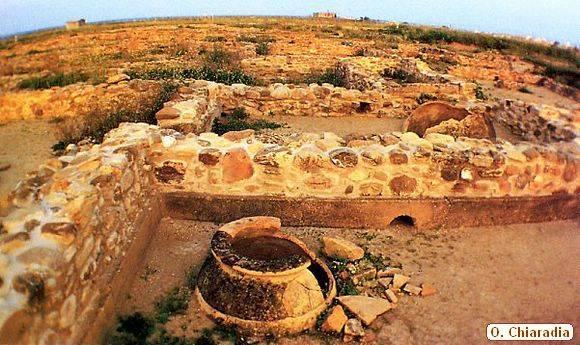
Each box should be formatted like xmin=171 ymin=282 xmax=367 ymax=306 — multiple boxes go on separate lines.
xmin=195 ymin=216 xmax=336 ymax=336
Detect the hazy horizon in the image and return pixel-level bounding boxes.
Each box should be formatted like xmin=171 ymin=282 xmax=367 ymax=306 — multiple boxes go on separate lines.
xmin=0 ymin=1 xmax=579 ymax=45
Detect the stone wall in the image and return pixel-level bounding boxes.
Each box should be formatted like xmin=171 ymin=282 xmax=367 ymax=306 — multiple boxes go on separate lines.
xmin=151 ymin=128 xmax=579 ymax=198
xmin=0 ymin=123 xmax=161 ymax=344
xmin=156 ymin=81 xmax=221 ymax=133
xmin=156 ymin=80 xmax=476 ymax=127
xmin=491 ymin=99 xmax=578 ymax=143
xmin=0 ymin=122 xmax=578 ymax=343
xmin=0 ymin=79 xmax=163 ymax=124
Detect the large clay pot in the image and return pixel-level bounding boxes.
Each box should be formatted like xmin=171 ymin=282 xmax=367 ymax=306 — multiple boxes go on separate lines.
xmin=195 ymin=216 xmax=336 ymax=336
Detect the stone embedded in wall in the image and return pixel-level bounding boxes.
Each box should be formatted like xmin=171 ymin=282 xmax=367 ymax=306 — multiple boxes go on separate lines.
xmin=154 ymin=161 xmax=186 ymax=184
xmin=329 ymin=148 xmax=358 ymax=168
xmin=490 ymin=100 xmax=577 ymax=143
xmin=294 ymin=146 xmax=326 ymax=172
xmin=254 ymin=146 xmax=290 ymax=168
xmin=198 ymin=148 xmax=222 ymax=166
xmin=222 ymin=148 xmax=254 ymax=183
xmin=305 ymin=174 xmax=333 ymax=190
xmin=360 ymin=182 xmax=383 ymax=196
xmin=389 ymin=175 xmax=417 ymax=196
xmin=155 ymin=107 xmax=181 ymax=120
xmin=40 ymin=222 xmax=77 ymax=246
xmin=0 ymin=232 xmax=30 ymax=253
xmin=388 ymin=150 xmax=408 ymax=165
xmin=360 ymin=146 xmax=385 ymax=166
xmin=222 ymin=129 xmax=255 ymax=142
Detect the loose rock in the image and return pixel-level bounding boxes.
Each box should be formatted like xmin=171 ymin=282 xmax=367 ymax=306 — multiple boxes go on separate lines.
xmin=403 ymin=284 xmax=422 ymax=296
xmin=384 ymin=289 xmax=398 ymax=303
xmin=392 ymin=274 xmax=411 ymax=290
xmin=337 ymin=295 xmax=392 ymax=325
xmin=322 ymin=236 xmax=364 ymax=261
xmin=343 ymin=318 xmax=365 ymax=336
xmin=320 ymin=305 xmax=348 ymax=333
xmin=420 ymin=283 xmax=437 ymax=297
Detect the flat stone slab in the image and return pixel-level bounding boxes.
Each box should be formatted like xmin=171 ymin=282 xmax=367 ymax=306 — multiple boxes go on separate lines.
xmin=337 ymin=296 xmax=392 ymax=325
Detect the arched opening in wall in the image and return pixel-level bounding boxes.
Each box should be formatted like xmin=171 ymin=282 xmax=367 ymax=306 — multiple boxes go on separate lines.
xmin=357 ymin=102 xmax=372 ymax=113
xmin=389 ymin=215 xmax=416 ymax=228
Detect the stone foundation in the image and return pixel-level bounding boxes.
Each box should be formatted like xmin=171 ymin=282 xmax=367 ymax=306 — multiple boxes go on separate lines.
xmin=491 ymin=99 xmax=578 ymax=143
xmin=156 ymin=79 xmax=477 ymax=130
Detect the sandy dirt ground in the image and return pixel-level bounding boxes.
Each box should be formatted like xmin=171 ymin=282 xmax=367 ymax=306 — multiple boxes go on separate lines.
xmin=485 ymin=82 xmax=578 ymax=110
xmin=257 ymin=115 xmax=406 ymax=137
xmin=0 ymin=120 xmax=58 ymax=197
xmin=119 ymin=217 xmax=580 ymax=345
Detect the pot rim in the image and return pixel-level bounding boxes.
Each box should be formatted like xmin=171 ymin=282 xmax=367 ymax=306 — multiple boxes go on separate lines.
xmin=210 ymin=216 xmax=315 ymax=277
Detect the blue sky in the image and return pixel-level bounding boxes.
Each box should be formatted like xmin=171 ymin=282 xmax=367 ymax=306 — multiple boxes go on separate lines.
xmin=0 ymin=0 xmax=578 ymax=45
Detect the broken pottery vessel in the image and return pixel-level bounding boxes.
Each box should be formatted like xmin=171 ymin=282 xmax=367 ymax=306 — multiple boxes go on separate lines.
xmin=196 ymin=216 xmax=336 ymax=336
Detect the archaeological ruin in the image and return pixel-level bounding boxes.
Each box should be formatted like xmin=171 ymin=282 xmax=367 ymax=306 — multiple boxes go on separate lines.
xmin=0 ymin=16 xmax=577 ymax=344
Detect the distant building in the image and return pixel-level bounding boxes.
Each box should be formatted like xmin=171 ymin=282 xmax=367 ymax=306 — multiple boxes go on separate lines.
xmin=65 ymin=19 xmax=86 ymax=30
xmin=313 ymin=12 xmax=337 ymax=19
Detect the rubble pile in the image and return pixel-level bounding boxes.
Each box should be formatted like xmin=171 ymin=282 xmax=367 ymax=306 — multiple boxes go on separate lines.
xmin=319 ymin=236 xmax=437 ymax=342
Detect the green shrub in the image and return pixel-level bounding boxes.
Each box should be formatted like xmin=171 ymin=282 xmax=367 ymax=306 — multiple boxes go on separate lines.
xmin=108 ymin=312 xmax=155 ymax=345
xmin=18 ymin=72 xmax=89 ymax=90
xmin=185 ymin=266 xmax=197 ymax=290
xmin=303 ymin=67 xmax=347 ymax=87
xmin=201 ymin=45 xmax=239 ymax=69
xmin=379 ymin=24 xmax=579 ymax=68
xmin=382 ymin=68 xmax=418 ymax=83
xmin=542 ymin=64 xmax=580 ymax=88
xmin=237 ymin=34 xmax=275 ymax=44
xmin=211 ymin=107 xmax=282 ymax=135
xmin=154 ymin=287 xmax=190 ymax=324
xmin=416 ymin=93 xmax=437 ymax=104
xmin=126 ymin=67 xmax=256 ymax=85
xmin=256 ymin=42 xmax=269 ymax=56
xmin=475 ymin=84 xmax=487 ymax=100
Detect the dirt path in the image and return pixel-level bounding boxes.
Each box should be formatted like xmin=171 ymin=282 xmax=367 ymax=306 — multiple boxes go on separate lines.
xmin=0 ymin=120 xmax=58 ymax=197
xmin=120 ymin=218 xmax=580 ymax=344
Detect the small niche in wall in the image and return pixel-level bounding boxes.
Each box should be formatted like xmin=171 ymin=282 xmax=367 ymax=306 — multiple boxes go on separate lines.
xmin=357 ymin=102 xmax=372 ymax=113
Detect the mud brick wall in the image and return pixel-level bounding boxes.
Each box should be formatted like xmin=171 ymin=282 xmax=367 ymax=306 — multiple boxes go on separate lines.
xmin=0 ymin=123 xmax=160 ymax=344
xmin=491 ymin=99 xmax=578 ymax=143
